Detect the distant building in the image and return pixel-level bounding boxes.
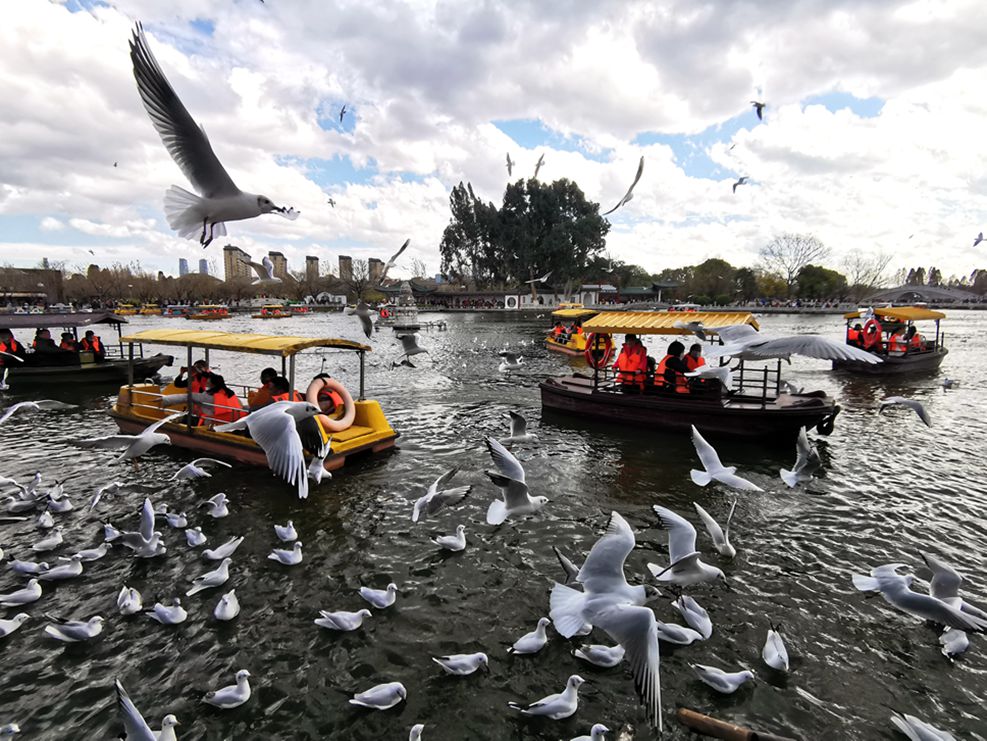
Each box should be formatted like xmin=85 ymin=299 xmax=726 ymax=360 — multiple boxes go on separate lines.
xmin=222 ymin=244 xmax=252 ymax=282
xmin=178 ymin=258 xmax=189 ymax=276
xmin=369 ymin=258 xmax=384 ymax=285
xmin=268 ymin=251 xmax=288 ymax=279
xmin=338 ymin=255 xmax=353 ymax=282
xmin=305 ymin=256 xmax=319 ymax=282
xmin=198 ymin=259 xmax=208 ymax=276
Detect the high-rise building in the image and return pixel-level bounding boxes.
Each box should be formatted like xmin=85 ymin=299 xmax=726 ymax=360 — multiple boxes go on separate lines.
xmin=305 ymin=256 xmax=319 ymax=282
xmin=369 ymin=258 xmax=385 ymax=285
xmin=178 ymin=258 xmax=189 ymax=276
xmin=222 ymin=244 xmax=252 ymax=282
xmin=338 ymin=255 xmax=353 ymax=282
xmin=268 ymin=251 xmax=288 ymax=279
xmin=198 ymin=259 xmax=208 ymax=275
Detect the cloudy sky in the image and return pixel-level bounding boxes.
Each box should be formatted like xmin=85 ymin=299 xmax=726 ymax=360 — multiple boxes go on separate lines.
xmin=2 ymin=0 xmax=986 ymax=281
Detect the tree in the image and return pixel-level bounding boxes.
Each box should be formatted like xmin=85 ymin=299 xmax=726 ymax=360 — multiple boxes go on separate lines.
xmin=409 ymin=258 xmax=430 ymax=279
xmin=795 ymin=264 xmax=848 ymax=299
xmin=759 ymin=233 xmax=830 ymax=289
xmin=439 ymin=182 xmax=500 ymax=286
xmin=913 ymin=266 xmax=926 ymax=286
xmin=734 ymin=267 xmax=759 ymax=301
xmin=690 ymin=259 xmax=736 ymax=301
xmin=927 ymin=266 xmax=942 ymax=287
xmin=842 ymin=251 xmax=892 ymax=301
xmin=755 ymin=270 xmax=788 ymax=299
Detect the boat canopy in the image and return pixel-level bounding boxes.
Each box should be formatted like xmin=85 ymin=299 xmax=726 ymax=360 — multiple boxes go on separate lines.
xmin=0 ymin=311 xmax=126 ymax=330
xmin=581 ymin=310 xmax=760 ymax=335
xmin=120 ymin=329 xmax=371 ymax=356
xmin=552 ymin=307 xmax=598 ymax=319
xmin=843 ymin=306 xmax=945 ymax=321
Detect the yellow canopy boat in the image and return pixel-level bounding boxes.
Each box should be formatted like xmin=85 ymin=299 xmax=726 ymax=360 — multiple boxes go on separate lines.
xmin=251 ymin=304 xmax=291 ymax=319
xmin=114 ymin=303 xmax=138 ymax=316
xmin=835 ymin=306 xmax=947 ymax=375
xmin=111 ymin=329 xmax=397 ymax=475
xmin=139 ymin=303 xmax=162 ymax=316
xmin=185 ymin=304 xmax=229 ymax=320
xmin=544 ymin=305 xmax=604 ymax=358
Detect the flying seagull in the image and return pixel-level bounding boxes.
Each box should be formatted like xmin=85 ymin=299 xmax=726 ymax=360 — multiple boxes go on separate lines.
xmin=602 ymin=156 xmax=645 ymax=216
xmin=506 ymin=152 xmax=514 ymax=177
xmin=750 ymin=100 xmax=765 ymax=120
xmin=690 ymin=425 xmax=762 ymax=491
xmin=524 ymin=270 xmax=552 ymax=285
xmin=379 ymin=238 xmax=410 ymax=284
xmin=879 ymin=397 xmax=931 ymax=427
xmin=129 ymin=23 xmax=298 ymax=248
xmin=732 ymin=176 xmax=749 ymax=194
xmin=350 ymin=301 xmax=373 ymax=339
xmin=974 ymin=231 xmax=983 ymax=247
xmin=412 ymin=468 xmax=471 ymax=522
xmin=394 ymin=334 xmax=428 ymax=368
xmin=339 ymin=104 xmax=347 ymax=123
xmin=239 ymin=255 xmax=284 ymax=284
xmin=327 ymin=197 xmax=336 ymax=208
xmin=0 ymin=400 xmax=75 ymax=427
xmin=533 ymin=153 xmax=545 ymax=180
xmin=780 ymin=427 xmax=822 ymax=487
xmin=889 ymin=713 xmax=956 ymax=741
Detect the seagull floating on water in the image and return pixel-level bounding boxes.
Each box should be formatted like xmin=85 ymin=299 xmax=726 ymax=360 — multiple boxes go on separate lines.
xmin=146 ymin=598 xmax=188 ymax=625
xmin=129 ymin=24 xmax=298 ymax=247
xmin=780 ymin=426 xmax=822 ymax=487
xmin=509 ymin=674 xmax=584 ymax=719
xmin=602 ymin=156 xmax=645 ymax=216
xmin=571 ymin=724 xmax=610 ymax=741
xmin=203 ymin=536 xmax=244 ymax=561
xmin=186 ymin=557 xmax=232 ymax=596
xmin=508 ymin=617 xmax=551 ymax=655
xmin=350 ymin=681 xmax=407 ymax=710
xmin=39 ymin=554 xmax=84 ymax=581
xmin=0 ymin=579 xmax=42 ymax=607
xmin=671 ymin=595 xmax=713 ymax=639
xmin=274 ymin=520 xmax=298 ymax=542
xmin=879 ymin=396 xmax=931 ymax=427
xmin=43 ymin=614 xmax=105 ymax=643
xmin=432 ymin=524 xmax=467 ymax=552
xmin=214 ymin=590 xmax=240 ymax=621
xmin=359 ymin=583 xmax=398 ymax=609
xmin=890 ymin=712 xmax=956 ymax=741
xmin=762 ymin=623 xmax=790 ymax=671
xmin=0 ymin=613 xmax=29 ymax=639
xmin=117 ymin=585 xmax=143 ymax=616
xmin=432 ymin=652 xmax=488 ymax=675
xmin=200 ymin=492 xmax=229 ymax=519
xmin=315 ymin=608 xmax=371 ymax=631
xmin=185 ymin=527 xmax=207 ymax=547
xmin=692 ymin=663 xmax=754 ymax=694
xmin=268 ymin=541 xmax=303 ymax=565
xmin=573 ymin=643 xmax=625 ymax=668
xmin=203 ymin=669 xmax=251 ymax=709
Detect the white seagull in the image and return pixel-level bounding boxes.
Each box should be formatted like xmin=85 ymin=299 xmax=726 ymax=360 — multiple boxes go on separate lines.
xmin=185 ymin=527 xmax=207 ymax=547
xmin=506 ymin=152 xmax=514 ymax=177
xmin=939 ymin=627 xmax=969 ymax=659
xmin=691 ymin=664 xmax=754 ymax=694
xmin=890 ymin=712 xmax=956 ymax=741
xmin=203 ymin=669 xmax=251 ymax=709
xmin=432 ymin=524 xmax=467 ymax=552
xmin=350 ymin=302 xmax=374 ymax=339
xmin=350 ymin=682 xmax=407 ymax=710
xmin=710 ymin=324 xmax=881 ymax=364
xmin=693 ymin=500 xmax=738 ymax=558
xmin=762 ymin=623 xmax=790 ymax=671
xmin=409 ymin=724 xmax=425 ymax=741
xmin=524 ymin=270 xmax=553 ymax=285
xmin=0 ymin=400 xmax=76 ymax=426
xmin=395 ymin=333 xmax=428 ymax=368
xmin=432 ymin=652 xmax=488 ymax=675
xmin=0 ymin=579 xmax=42 ymax=607
xmin=920 ymin=552 xmax=987 ymax=620
xmin=673 ymin=320 xmax=707 ymax=341
xmin=73 ymin=543 xmax=111 ymax=562
xmin=239 ymin=254 xmax=288 ymax=285
xmin=77 ymin=412 xmax=182 ymax=462
xmin=307 ymin=437 xmax=333 ymax=485
xmin=171 ymin=457 xmax=232 ymax=480
xmin=359 ymin=583 xmax=398 ymax=609
xmin=601 ymin=156 xmax=645 ymax=216
xmin=115 ymin=680 xmax=179 ymax=741
xmin=573 ymin=643 xmax=625 ymax=668
xmin=654 ymin=620 xmax=703 ymax=645
xmin=8 ymin=559 xmax=48 ymax=576
xmin=500 ymin=411 xmax=536 ymax=445
xmin=146 ymin=599 xmax=188 ymax=625
xmin=412 ymin=468 xmax=471 ymax=523
xmin=484 ymin=437 xmax=548 ymax=525
xmin=690 ymin=425 xmax=762 ymax=491
xmin=647 ymin=505 xmax=726 ymax=586
xmin=671 ymin=595 xmax=713 ymax=639
xmin=780 ymin=427 xmax=822 ymax=487
xmin=200 ymin=492 xmax=230 ymax=518
xmin=214 ymin=590 xmax=240 ymax=621
xmin=32 ymin=526 xmax=63 ymax=552
xmin=38 ymin=554 xmax=84 ymax=582
xmin=274 ymin=520 xmax=298 ymax=542
xmin=268 ymin=541 xmax=303 ymax=566
xmin=879 ymin=396 xmax=932 ymax=427
xmin=202 ymin=536 xmax=244 ymax=561
xmin=508 ymin=617 xmax=551 ymax=655
xmin=379 ymin=239 xmax=410 ymax=284
xmin=0 ymin=613 xmax=30 ymax=639
xmin=571 ymin=724 xmax=610 ymax=741
xmin=43 ymin=614 xmax=105 ymax=643
xmin=215 ymin=401 xmax=321 ymax=498
xmin=129 ymin=24 xmax=298 ymax=248
xmin=509 ymin=674 xmax=584 ymax=719
xmin=533 ymin=153 xmax=545 ymax=179
xmin=89 ymin=481 xmax=126 ymax=511
xmin=498 ymin=351 xmax=524 ymax=373
xmin=117 ymin=585 xmax=143 ymax=616
xmin=314 ymin=608 xmax=371 ymax=631
xmin=684 ymin=364 xmax=733 ymax=390
xmin=186 ymin=557 xmax=232 ymax=596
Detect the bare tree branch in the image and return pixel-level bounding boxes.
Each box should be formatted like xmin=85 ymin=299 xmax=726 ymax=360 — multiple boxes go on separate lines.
xmin=759 ymin=233 xmax=830 ymax=289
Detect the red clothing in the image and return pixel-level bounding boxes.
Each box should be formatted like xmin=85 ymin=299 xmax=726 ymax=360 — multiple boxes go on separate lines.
xmin=613 ymin=343 xmax=647 ymax=388
xmin=656 ymin=353 xmax=690 ymax=393
xmin=209 ymin=388 xmax=245 ymax=424
xmin=684 ymin=354 xmax=705 ymax=372
xmin=272 ymin=390 xmax=304 ymax=402
xmin=80 ymin=336 xmax=103 ymax=353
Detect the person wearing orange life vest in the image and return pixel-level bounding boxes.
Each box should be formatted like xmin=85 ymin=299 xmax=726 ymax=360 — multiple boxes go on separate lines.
xmin=613 ymin=334 xmax=647 ymax=391
xmin=684 ymin=343 xmax=706 ymax=372
xmin=59 ymin=332 xmax=79 ymax=351
xmin=270 ymin=376 xmax=304 ymax=402
xmin=0 ymin=329 xmax=27 ymax=366
xmin=886 ymin=327 xmax=907 ymax=355
xmin=846 ymin=323 xmax=863 ymax=347
xmin=905 ymin=325 xmax=925 ymax=352
xmin=248 ymin=367 xmax=280 ymax=411
xmin=79 ymin=330 xmax=106 ymax=360
xmin=175 ymin=359 xmax=210 ymax=394
xmin=202 ymin=373 xmax=245 ymax=425
xmin=655 ymin=340 xmax=691 ymax=394
xmin=310 ymin=373 xmax=345 ymax=414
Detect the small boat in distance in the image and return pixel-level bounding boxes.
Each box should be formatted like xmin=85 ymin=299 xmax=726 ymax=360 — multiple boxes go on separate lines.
xmin=114 ymin=303 xmax=138 ymax=316
xmin=162 ymin=305 xmax=190 ymax=318
xmin=185 ymin=305 xmax=230 ymax=321
xmin=544 ymin=304 xmax=604 ymax=361
xmin=252 ymin=304 xmax=291 ymax=319
xmin=139 ymin=303 xmax=162 ymax=316
xmin=540 ymin=310 xmax=842 ymax=441
xmin=834 ymin=306 xmax=948 ymax=375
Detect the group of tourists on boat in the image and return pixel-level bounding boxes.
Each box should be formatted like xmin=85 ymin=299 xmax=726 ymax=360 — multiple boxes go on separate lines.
xmin=612 ymin=334 xmax=711 ymax=394
xmin=0 ymin=327 xmax=105 ymax=366
xmin=845 ymin=315 xmax=928 ymax=356
xmin=550 ymin=319 xmax=585 ymax=343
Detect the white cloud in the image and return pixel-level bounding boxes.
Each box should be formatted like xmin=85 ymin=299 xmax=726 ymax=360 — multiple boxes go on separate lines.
xmin=1 ymin=0 xmax=986 ymax=283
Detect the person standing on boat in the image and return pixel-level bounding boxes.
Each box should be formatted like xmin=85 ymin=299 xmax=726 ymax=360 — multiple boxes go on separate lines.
xmin=684 ymin=343 xmax=706 ymax=372
xmin=80 ymin=330 xmax=106 ymax=361
xmin=201 ymin=373 xmax=245 ymax=425
xmin=613 ymin=334 xmax=647 ymax=391
xmin=656 ymin=340 xmax=691 ymax=394
xmin=0 ymin=329 xmax=26 ymax=364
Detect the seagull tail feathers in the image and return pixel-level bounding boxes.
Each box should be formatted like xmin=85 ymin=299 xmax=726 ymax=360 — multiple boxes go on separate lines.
xmin=486 ymin=499 xmax=508 ymax=526
xmin=779 ymin=468 xmax=798 ymax=488
xmin=851 ymin=574 xmax=881 ymax=592
xmin=549 ymin=582 xmax=588 ymax=638
xmin=164 ymin=186 xmax=215 ymax=238
xmin=689 ymin=469 xmax=713 ymax=486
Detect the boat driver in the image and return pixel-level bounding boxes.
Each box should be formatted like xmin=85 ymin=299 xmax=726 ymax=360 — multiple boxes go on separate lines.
xmin=175 ymin=359 xmax=210 ymax=394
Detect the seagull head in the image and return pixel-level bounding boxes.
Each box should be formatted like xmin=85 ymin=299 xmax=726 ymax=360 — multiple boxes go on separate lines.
xmin=236 ymin=669 xmax=251 ymax=681
xmin=643 ymin=584 xmax=663 ymax=603
xmin=256 ymin=195 xmax=295 ymax=218
xmin=162 ymin=716 xmax=179 ymax=729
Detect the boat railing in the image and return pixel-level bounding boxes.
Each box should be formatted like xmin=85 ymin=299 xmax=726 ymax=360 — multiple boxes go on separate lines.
xmin=121 ymin=384 xmax=253 ymax=431
xmin=733 ymin=360 xmax=782 ymax=407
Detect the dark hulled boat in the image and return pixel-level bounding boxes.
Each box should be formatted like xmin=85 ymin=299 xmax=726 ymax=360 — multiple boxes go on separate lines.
xmin=833 ymin=307 xmax=948 ymax=376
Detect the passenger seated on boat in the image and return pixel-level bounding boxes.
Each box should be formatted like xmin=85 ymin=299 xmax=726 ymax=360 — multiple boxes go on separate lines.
xmin=0 ymin=329 xmax=27 ymax=363
xmin=80 ymin=330 xmax=106 ymax=361
xmin=846 ymin=323 xmax=863 ymax=347
xmin=684 ymin=343 xmax=705 ymax=372
xmin=655 ymin=340 xmax=690 ymax=394
xmin=551 ymin=322 xmax=567 ymax=341
xmin=201 ymin=373 xmax=245 ymax=426
xmin=59 ymin=332 xmax=79 ymax=351
xmin=310 ymin=373 xmax=344 ymax=413
xmin=248 ymin=367 xmax=279 ymax=411
xmin=887 ymin=328 xmax=908 ymax=356
xmin=568 ymin=320 xmax=583 ymax=337
xmin=905 ymin=325 xmax=925 ymax=352
xmin=175 ymin=359 xmax=210 ymax=393
xmin=32 ymin=331 xmax=59 ymax=353
xmin=613 ymin=334 xmax=647 ymax=391
xmin=270 ymin=376 xmax=304 ymax=402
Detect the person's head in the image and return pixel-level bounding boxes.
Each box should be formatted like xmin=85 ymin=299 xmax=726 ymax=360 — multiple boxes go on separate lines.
xmin=668 ymin=340 xmax=685 ymax=357
xmin=260 ymin=367 xmax=278 ymax=387
xmin=206 ymin=373 xmax=226 ymax=392
xmin=61 ymin=332 xmax=73 ymax=341
xmin=192 ymin=360 xmax=209 ymax=375
xmin=0 ymin=329 xmax=11 ymax=341
xmin=624 ymin=334 xmax=638 ymax=346
xmin=853 ymin=323 xmax=863 ymax=331
xmin=906 ymin=325 xmax=916 ymax=338
xmin=84 ymin=330 xmax=95 ymax=339
xmin=270 ymin=376 xmax=291 ymax=394
xmin=688 ymin=343 xmax=702 ymax=357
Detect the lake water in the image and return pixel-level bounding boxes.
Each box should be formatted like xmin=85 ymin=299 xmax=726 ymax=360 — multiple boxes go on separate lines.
xmin=1 ymin=310 xmax=985 ymax=740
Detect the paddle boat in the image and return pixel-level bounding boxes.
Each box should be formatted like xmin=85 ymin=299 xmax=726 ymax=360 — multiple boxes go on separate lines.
xmin=139 ymin=303 xmax=162 ymax=316
xmin=185 ymin=305 xmax=229 ymax=321
xmin=834 ymin=306 xmax=948 ymax=375
xmin=544 ymin=305 xmax=607 ymax=361
xmin=162 ymin=305 xmax=190 ymax=318
xmin=114 ymin=303 xmax=138 ymax=316
xmin=251 ymin=304 xmax=292 ymax=319
xmin=288 ymin=303 xmax=313 ymax=316
xmin=110 ymin=328 xmax=398 ymax=473
xmin=540 ymin=310 xmax=842 ymax=441
xmin=0 ymin=312 xmax=173 ymax=390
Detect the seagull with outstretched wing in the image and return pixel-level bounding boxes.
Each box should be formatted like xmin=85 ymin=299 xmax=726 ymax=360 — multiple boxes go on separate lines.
xmin=0 ymin=400 xmax=75 ymax=426
xmin=128 ymin=23 xmax=298 ymax=247
xmin=533 ymin=153 xmax=545 ymax=179
xmin=602 ymin=156 xmax=644 ymax=216
xmin=879 ymin=396 xmax=931 ymax=427
xmin=378 ymin=238 xmax=410 ymax=284
xmin=506 ymin=152 xmax=514 ymax=177
xmin=750 ymin=100 xmax=765 ymax=120
xmin=524 ymin=270 xmax=552 ymax=285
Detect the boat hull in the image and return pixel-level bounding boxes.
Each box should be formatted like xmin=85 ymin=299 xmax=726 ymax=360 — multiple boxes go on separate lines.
xmin=546 ymin=338 xmax=584 ymax=357
xmin=540 ymin=375 xmax=839 ymax=441
xmin=832 ymin=348 xmax=947 ymax=375
xmin=3 ymin=354 xmax=173 ymax=389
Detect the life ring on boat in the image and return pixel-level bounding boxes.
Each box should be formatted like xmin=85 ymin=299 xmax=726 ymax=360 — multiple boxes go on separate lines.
xmin=584 ymin=333 xmax=613 ymax=368
xmin=305 ymin=377 xmax=356 ymax=432
xmin=862 ymin=318 xmax=882 ymax=350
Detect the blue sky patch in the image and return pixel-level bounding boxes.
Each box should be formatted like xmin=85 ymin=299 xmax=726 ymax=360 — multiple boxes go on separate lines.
xmin=803 ymin=92 xmax=884 ymax=118
xmin=493 ymin=119 xmax=612 ymax=162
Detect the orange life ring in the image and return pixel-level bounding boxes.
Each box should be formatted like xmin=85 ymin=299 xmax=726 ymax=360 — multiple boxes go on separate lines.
xmin=584 ymin=333 xmax=613 ymax=368
xmin=305 ymin=377 xmax=356 ymax=432
xmin=862 ymin=318 xmax=881 ymax=349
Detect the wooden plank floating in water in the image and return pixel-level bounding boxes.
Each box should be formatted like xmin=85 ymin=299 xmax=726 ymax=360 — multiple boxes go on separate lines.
xmin=676 ymin=708 xmax=799 ymax=741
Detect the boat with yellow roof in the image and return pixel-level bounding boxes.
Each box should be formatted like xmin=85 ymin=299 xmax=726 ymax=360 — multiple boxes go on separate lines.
xmin=544 ymin=304 xmax=610 ymax=361
xmin=251 ymin=304 xmax=292 ymax=319
xmin=540 ymin=310 xmax=842 ymax=441
xmin=110 ymin=328 xmax=398 ymax=474
xmin=185 ymin=304 xmax=229 ymax=320
xmin=835 ymin=306 xmax=948 ymax=375
xmin=114 ymin=303 xmax=138 ymax=316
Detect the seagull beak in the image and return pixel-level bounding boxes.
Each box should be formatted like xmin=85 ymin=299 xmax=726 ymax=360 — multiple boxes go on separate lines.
xmin=273 ymin=205 xmax=300 ymax=220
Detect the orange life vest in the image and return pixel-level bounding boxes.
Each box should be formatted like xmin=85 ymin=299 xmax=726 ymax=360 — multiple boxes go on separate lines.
xmin=684 ymin=354 xmax=705 ymax=372
xmin=887 ymin=332 xmax=906 ymax=353
xmin=317 ymin=387 xmax=344 ymax=412
xmin=656 ymin=353 xmax=690 ymax=393
xmin=209 ymin=388 xmax=244 ymax=424
xmin=59 ymin=341 xmax=77 ymax=351
xmin=0 ymin=339 xmax=23 ymax=363
xmin=846 ymin=327 xmax=860 ymax=344
xmin=614 ymin=344 xmax=646 ymax=387
xmin=81 ymin=336 xmax=103 ymax=353
xmin=909 ymin=333 xmax=923 ymax=350
xmin=272 ymin=390 xmax=304 ymax=402
xmin=552 ymin=326 xmax=564 ymax=337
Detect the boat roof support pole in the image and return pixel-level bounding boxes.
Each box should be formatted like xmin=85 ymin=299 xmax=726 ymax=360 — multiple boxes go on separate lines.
xmin=359 ymin=350 xmax=366 ymax=401
xmin=127 ymin=342 xmax=134 ymax=387
xmin=281 ymin=356 xmax=286 ymax=377
xmin=204 ymin=349 xmax=210 ymax=367
xmin=288 ymin=355 xmax=295 ymax=395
